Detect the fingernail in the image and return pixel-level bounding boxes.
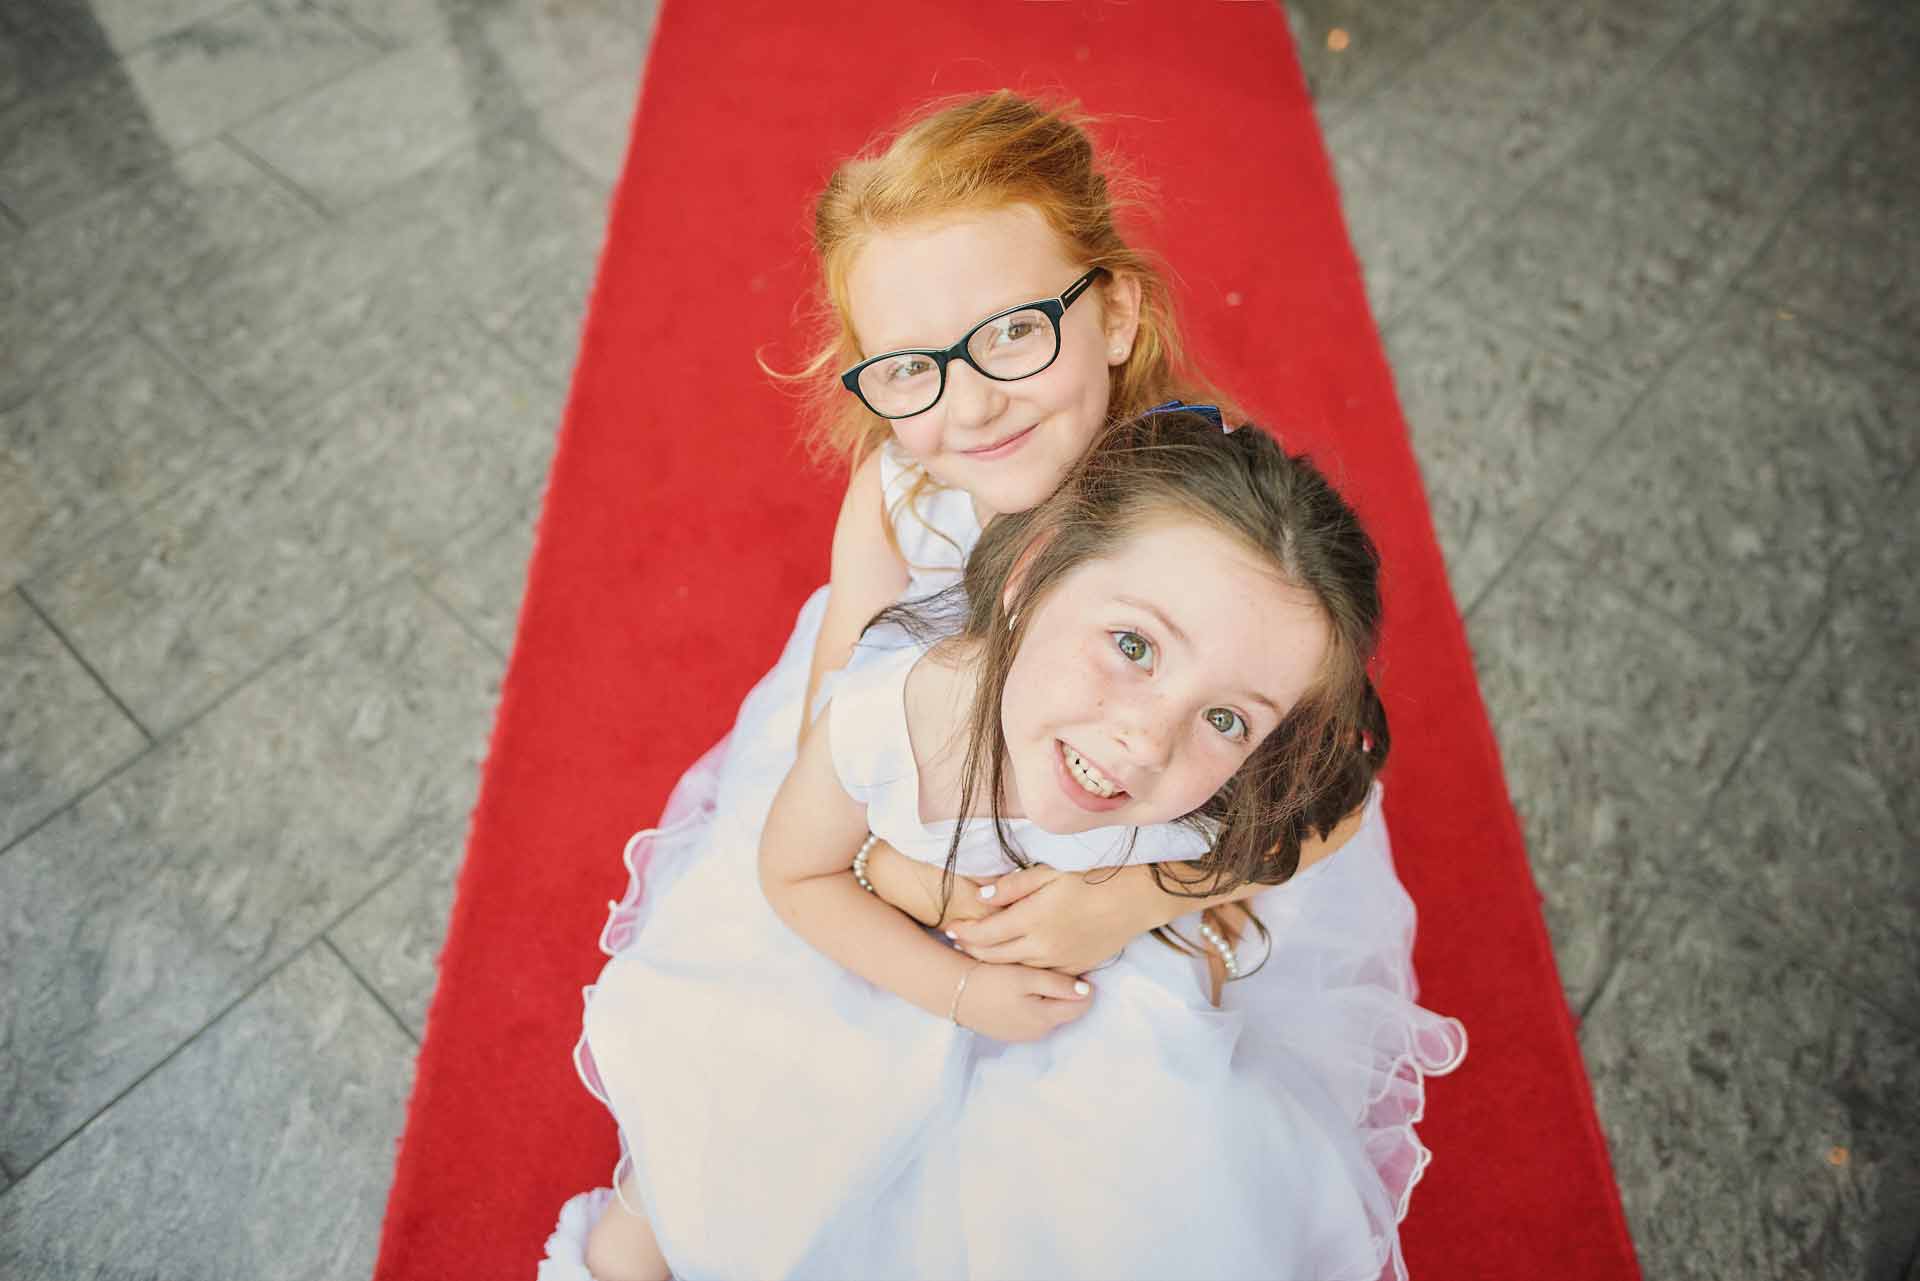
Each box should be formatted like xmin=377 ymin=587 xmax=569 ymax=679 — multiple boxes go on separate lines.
xmin=1074 ymin=980 xmax=1090 ymax=996
xmin=978 ymin=885 xmax=997 ymax=900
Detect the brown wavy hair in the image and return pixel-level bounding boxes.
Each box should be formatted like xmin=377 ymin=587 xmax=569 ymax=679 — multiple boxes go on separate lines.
xmin=775 ymin=90 xmax=1234 ymax=472
xmin=876 ymin=409 xmax=1389 ymax=931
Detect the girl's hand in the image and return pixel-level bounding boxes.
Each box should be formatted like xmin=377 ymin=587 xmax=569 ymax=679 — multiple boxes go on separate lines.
xmin=863 ymin=839 xmax=997 ymax=929
xmin=946 ymin=864 xmax=1161 ymax=974
xmin=953 ymin=962 xmax=1093 ymax=1043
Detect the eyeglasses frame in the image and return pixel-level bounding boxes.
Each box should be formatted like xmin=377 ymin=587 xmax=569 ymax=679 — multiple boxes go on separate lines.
xmin=839 ymin=267 xmax=1106 ymax=420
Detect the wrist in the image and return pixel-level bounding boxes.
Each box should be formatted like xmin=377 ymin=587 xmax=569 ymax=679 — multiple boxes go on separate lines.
xmin=1134 ymin=865 xmax=1183 ymax=932
xmin=948 ymin=959 xmax=984 ymax=1027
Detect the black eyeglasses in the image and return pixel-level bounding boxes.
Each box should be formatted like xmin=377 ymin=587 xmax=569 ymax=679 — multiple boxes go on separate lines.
xmin=840 ymin=267 xmax=1105 ymax=420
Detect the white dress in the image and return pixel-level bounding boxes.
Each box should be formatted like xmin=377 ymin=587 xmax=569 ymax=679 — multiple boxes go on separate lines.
xmin=551 ymin=446 xmax=1464 ymax=1281
xmin=582 ymin=441 xmax=977 ymax=961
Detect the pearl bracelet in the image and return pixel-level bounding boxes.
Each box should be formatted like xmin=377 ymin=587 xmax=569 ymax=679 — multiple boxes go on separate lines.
xmin=851 ymin=832 xmax=879 ymax=894
xmin=1198 ymin=915 xmax=1241 ymax=980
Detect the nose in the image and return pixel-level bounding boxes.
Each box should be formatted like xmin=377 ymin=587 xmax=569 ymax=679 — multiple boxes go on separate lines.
xmin=1110 ymin=693 xmax=1177 ymax=774
xmin=941 ymin=360 xmax=1006 ymax=434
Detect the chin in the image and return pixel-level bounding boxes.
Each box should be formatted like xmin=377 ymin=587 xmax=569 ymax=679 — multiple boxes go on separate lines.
xmin=989 ymin=477 xmax=1056 ymax=517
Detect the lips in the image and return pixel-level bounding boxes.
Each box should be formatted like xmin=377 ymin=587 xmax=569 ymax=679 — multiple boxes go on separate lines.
xmin=961 ymin=424 xmax=1036 ymax=460
xmin=1052 ymin=739 xmax=1129 ymax=814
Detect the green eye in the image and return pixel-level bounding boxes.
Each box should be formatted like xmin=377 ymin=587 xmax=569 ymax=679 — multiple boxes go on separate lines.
xmin=1112 ymin=631 xmax=1154 ymax=669
xmin=1206 ymin=708 xmax=1247 ymax=739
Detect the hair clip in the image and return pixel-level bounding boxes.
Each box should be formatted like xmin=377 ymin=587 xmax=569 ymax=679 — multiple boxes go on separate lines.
xmin=1140 ymin=400 xmax=1229 ymax=432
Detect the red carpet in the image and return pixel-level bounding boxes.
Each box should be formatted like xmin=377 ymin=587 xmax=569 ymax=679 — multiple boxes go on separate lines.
xmin=374 ymin=3 xmax=1639 ymax=1278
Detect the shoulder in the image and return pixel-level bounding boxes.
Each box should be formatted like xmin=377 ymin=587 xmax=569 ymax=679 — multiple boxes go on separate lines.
xmin=830 ymin=449 xmax=905 ymax=575
xmin=827 ymin=644 xmax=920 ymax=800
xmin=834 ymin=448 xmax=890 ymax=537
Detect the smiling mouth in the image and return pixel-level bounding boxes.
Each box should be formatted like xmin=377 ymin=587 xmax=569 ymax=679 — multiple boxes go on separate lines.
xmin=1056 ymin=740 xmax=1129 ymax=812
xmin=962 ymin=424 xmax=1036 ymax=458
xmin=1061 ymin=743 xmax=1121 ymax=797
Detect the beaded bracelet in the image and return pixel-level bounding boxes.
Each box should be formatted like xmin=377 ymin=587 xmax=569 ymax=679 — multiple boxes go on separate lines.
xmin=851 ymin=832 xmax=879 ymax=894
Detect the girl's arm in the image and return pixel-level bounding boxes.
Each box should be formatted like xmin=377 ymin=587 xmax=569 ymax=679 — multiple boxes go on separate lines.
xmin=801 ymin=450 xmax=911 ymax=738
xmin=861 ymin=838 xmax=998 ymax=929
xmin=760 ymin=708 xmax=1092 ymax=1042
xmin=946 ymin=805 xmax=1369 ymax=974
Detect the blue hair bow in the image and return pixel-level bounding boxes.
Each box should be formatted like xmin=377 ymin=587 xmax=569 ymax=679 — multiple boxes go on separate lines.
xmin=1140 ymin=399 xmax=1229 ymax=432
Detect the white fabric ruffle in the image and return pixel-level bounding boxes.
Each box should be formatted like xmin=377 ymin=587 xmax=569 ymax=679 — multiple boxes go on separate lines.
xmin=535 ymin=1187 xmax=614 ymax=1281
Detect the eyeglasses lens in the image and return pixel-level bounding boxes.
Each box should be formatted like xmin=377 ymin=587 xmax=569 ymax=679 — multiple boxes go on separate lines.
xmin=966 ymin=308 xmax=1057 ymax=380
xmin=856 ymin=309 xmax=1060 ymax=418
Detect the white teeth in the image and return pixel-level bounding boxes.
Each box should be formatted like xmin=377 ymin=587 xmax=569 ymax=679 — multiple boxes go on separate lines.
xmin=1061 ymin=744 xmax=1119 ymax=798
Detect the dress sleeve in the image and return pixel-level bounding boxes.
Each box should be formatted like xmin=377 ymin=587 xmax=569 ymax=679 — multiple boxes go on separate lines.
xmin=826 ymin=646 xmax=910 ymax=809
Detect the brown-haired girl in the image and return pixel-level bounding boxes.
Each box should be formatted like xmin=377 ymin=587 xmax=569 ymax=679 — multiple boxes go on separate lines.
xmin=552 ymin=410 xmax=1464 ymax=1281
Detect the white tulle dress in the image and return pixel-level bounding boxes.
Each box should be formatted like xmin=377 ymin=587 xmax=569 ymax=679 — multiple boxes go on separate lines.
xmin=542 ymin=444 xmax=1465 ymax=1281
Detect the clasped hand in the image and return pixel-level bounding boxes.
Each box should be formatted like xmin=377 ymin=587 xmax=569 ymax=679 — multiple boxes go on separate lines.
xmin=862 ymin=839 xmax=1151 ymax=976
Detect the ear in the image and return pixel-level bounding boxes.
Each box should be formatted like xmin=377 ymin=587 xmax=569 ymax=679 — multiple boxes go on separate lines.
xmin=1100 ymin=272 xmax=1144 ymax=366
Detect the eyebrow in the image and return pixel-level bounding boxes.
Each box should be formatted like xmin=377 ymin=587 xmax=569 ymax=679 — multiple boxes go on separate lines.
xmin=1117 ymin=593 xmax=1284 ymax=719
xmin=1117 ymin=595 xmax=1189 ymax=648
xmin=864 ymin=291 xmax=1050 ymax=357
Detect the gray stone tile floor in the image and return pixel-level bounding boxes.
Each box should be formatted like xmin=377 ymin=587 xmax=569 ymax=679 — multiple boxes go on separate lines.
xmin=1 ymin=0 xmax=1914 ymax=1277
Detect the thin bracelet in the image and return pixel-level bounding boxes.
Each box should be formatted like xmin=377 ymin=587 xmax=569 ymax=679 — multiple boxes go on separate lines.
xmin=851 ymin=833 xmax=879 ymax=894
xmin=949 ymin=960 xmax=983 ymax=1026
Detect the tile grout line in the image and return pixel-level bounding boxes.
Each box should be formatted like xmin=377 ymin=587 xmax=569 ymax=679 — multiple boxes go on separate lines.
xmin=6 ymin=811 xmax=455 ymax=1186
xmin=117 ymin=565 xmax=418 ymax=735
xmin=1727 ymin=279 xmax=1920 ymax=381
xmin=2 ymin=0 xmax=377 ymax=245
xmin=12 ymin=319 xmax=333 ymax=630
xmin=1573 ymin=891 xmax=1662 ymax=1027
xmin=1379 ymin=252 xmax=1646 ymax=394
xmin=320 ymin=935 xmax=422 ymax=1047
xmin=14 ymin=585 xmax=155 ymax=744
xmin=1528 ymin=524 xmax=1821 ymax=679
xmin=6 ymin=936 xmax=325 ymax=1187
xmin=521 ymin=110 xmax=620 ymax=197
xmin=14 ymin=2 xmax=393 ymax=233
xmin=1455 ymin=327 xmax=1693 ymax=626
xmin=1579 ymin=868 xmax=1920 ymax=1043
xmin=1692 ymin=602 xmax=1837 ymax=808
xmin=127 ymin=318 xmax=261 ymax=440
xmin=182 ymin=1 xmax=396 ymax=142
xmin=470 ymin=306 xmax=572 ymax=395
xmin=0 ymin=569 xmax=413 ymax=865
xmin=219 ymin=133 xmax=337 ymax=226
xmin=322 ymin=6 xmax=395 ymax=52
xmin=10 ymin=0 xmax=253 ymax=111
xmin=1673 ymin=863 xmax=1920 ymax=1041
xmin=1455 ymin=103 xmax=1885 ymax=630
xmin=414 ymin=572 xmax=509 ymax=665
xmin=135 ymin=0 xmax=259 ymax=55
xmin=0 ymin=733 xmax=155 ymax=863
xmin=1372 ymin=0 xmax=1735 ymax=334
